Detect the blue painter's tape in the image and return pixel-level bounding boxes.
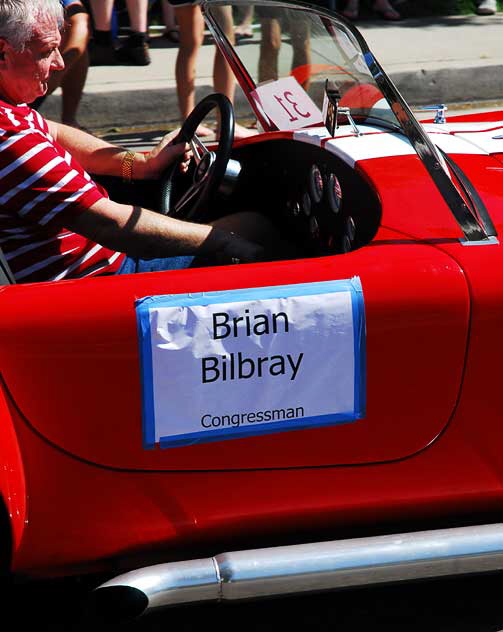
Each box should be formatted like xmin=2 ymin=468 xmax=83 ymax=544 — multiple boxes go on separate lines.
xmin=158 ymin=411 xmax=363 ymax=449
xmin=135 ymin=278 xmax=366 ymax=450
xmin=136 ymin=299 xmax=156 ymax=449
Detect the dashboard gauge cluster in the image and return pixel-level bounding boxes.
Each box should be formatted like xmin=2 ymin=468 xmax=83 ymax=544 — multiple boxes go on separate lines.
xmin=327 ymin=172 xmax=342 ymax=214
xmin=288 ymin=162 xmax=358 ymax=254
xmin=302 ymin=191 xmax=311 ymax=217
xmin=231 ymin=138 xmax=381 ymax=259
xmin=309 ymin=165 xmax=324 ymax=204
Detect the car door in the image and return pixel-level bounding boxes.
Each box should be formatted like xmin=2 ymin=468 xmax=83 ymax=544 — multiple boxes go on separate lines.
xmin=0 ymin=232 xmax=469 ymax=471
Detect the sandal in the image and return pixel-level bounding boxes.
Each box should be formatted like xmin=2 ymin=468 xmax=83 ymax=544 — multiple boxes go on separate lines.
xmin=234 ymin=26 xmax=253 ymax=40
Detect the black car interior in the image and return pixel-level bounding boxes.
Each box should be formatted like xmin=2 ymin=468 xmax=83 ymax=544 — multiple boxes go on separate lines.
xmin=96 ymin=137 xmax=382 ymax=261
xmin=1 ymin=135 xmax=382 ymax=286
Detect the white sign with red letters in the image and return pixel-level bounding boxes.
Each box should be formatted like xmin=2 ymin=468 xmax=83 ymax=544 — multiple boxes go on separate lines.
xmin=251 ymin=76 xmax=323 ymax=131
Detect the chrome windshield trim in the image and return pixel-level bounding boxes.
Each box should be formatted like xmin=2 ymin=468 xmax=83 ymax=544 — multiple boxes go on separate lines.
xmin=360 ymin=49 xmax=488 ymax=241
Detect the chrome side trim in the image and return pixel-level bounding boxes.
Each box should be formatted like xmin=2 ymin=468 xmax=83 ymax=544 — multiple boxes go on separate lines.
xmin=93 ymin=524 xmax=503 ymax=619
xmin=460 ymin=236 xmax=499 ymax=246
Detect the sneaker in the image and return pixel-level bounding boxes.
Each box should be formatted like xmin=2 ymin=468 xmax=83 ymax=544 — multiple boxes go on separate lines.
xmin=476 ymin=0 xmax=497 ymax=14
xmin=116 ymin=41 xmax=151 ymax=66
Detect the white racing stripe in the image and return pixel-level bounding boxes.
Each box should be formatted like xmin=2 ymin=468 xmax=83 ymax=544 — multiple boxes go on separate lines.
xmin=294 ymin=125 xmax=415 ymax=166
xmin=452 ymin=129 xmax=503 ymax=155
xmin=427 ymin=132 xmax=487 ymax=155
xmin=427 ymin=121 xmax=503 ymax=133
xmin=324 ymin=133 xmax=415 ymax=167
xmin=294 ymin=121 xmax=503 ymax=167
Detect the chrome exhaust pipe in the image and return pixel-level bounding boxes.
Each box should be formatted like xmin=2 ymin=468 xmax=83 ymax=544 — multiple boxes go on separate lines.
xmin=90 ymin=524 xmax=503 ymax=621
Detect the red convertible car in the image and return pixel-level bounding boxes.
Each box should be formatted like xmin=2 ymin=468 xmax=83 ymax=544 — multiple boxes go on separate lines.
xmin=2 ymin=0 xmax=503 ymax=621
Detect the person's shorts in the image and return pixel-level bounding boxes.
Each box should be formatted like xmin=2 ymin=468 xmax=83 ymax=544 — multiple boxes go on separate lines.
xmin=62 ymin=0 xmax=88 ymax=17
xmin=117 ymin=255 xmax=194 ymax=275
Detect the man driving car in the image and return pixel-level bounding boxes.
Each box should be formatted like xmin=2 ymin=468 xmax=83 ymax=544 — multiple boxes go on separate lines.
xmin=0 ymin=0 xmax=263 ymax=283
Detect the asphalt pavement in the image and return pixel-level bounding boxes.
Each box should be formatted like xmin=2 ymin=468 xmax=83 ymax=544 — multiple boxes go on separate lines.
xmin=38 ymin=10 xmax=503 ymax=131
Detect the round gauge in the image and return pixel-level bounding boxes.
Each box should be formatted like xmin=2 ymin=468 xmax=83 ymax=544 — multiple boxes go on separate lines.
xmin=309 ymin=216 xmax=319 ymax=238
xmin=309 ymin=164 xmax=324 ymax=204
xmin=346 ymin=216 xmax=356 ymax=241
xmin=327 ymin=173 xmax=342 ymax=213
xmin=342 ymin=234 xmax=352 ymax=253
xmin=302 ymin=191 xmax=312 ymax=217
xmin=291 ymin=201 xmax=301 ymax=216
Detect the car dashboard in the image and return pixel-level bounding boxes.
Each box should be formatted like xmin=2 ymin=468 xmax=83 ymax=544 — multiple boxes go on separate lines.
xmin=223 ymin=138 xmax=382 ymax=257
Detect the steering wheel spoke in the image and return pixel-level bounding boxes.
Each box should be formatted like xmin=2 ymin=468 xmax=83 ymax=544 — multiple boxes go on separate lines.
xmin=159 ymin=93 xmax=235 ymax=221
xmin=173 ymin=178 xmax=207 ymax=215
xmin=190 ymin=134 xmax=210 ymax=165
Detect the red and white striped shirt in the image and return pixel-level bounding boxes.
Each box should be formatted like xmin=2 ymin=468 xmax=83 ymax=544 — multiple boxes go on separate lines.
xmin=0 ymin=101 xmax=125 ymax=283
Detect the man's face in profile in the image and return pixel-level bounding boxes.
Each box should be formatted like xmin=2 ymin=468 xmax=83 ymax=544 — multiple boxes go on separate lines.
xmin=0 ymin=16 xmax=64 ymax=105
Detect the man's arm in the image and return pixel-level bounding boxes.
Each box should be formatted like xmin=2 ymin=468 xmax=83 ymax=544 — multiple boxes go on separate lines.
xmin=64 ymin=196 xmax=263 ymax=263
xmin=46 ymin=122 xmax=188 ymax=180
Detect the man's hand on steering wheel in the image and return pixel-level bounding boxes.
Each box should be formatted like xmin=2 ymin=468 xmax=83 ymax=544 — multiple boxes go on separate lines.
xmin=159 ymin=93 xmax=235 ymax=222
xmin=137 ymin=129 xmax=192 ymax=179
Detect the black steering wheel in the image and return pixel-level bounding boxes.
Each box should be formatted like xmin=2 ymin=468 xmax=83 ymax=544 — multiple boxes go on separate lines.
xmin=159 ymin=93 xmax=235 ymax=221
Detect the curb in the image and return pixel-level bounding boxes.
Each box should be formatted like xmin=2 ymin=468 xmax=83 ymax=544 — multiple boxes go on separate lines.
xmin=391 ymin=65 xmax=503 ymax=107
xmin=39 ymin=84 xmax=253 ymax=130
xmin=38 ymin=65 xmax=503 ymax=131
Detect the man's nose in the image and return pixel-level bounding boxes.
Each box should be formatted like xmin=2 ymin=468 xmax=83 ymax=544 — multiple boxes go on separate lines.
xmin=53 ymin=48 xmax=65 ymax=71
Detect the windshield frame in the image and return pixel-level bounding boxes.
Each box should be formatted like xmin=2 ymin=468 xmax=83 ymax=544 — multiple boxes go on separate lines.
xmin=202 ymin=0 xmax=491 ymax=242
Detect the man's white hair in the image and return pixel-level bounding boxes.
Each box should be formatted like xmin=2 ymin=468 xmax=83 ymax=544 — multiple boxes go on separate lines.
xmin=0 ymin=0 xmax=64 ymax=52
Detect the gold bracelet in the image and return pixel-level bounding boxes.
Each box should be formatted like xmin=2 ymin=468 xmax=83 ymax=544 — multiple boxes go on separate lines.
xmin=121 ymin=150 xmax=135 ymax=183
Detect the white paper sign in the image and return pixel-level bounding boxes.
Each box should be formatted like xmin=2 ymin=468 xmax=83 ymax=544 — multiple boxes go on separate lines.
xmin=251 ymin=76 xmax=323 ymax=131
xmin=136 ymin=280 xmax=365 ymax=448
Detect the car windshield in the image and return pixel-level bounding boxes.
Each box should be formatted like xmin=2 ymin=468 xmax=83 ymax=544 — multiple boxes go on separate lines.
xmin=204 ymin=0 xmax=400 ymax=132
xmin=204 ymin=0 xmax=491 ymax=243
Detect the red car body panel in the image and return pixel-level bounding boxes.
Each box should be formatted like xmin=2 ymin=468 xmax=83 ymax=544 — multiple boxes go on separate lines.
xmin=7 ymin=378 xmax=503 ymax=577
xmin=0 ymin=383 xmax=26 ymax=552
xmin=3 ymin=2 xmax=503 ymax=584
xmin=3 ymin=124 xmax=503 ymax=576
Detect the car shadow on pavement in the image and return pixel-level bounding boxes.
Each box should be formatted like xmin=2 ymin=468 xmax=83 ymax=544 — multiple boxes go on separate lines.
xmin=7 ymin=571 xmax=503 ymax=631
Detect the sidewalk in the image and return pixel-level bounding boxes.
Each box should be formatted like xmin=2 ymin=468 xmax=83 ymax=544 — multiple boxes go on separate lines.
xmin=39 ymin=12 xmax=503 ymax=131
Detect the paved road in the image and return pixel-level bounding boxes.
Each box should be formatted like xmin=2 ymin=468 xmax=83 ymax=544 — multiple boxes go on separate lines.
xmin=7 ymin=572 xmax=503 ymax=631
